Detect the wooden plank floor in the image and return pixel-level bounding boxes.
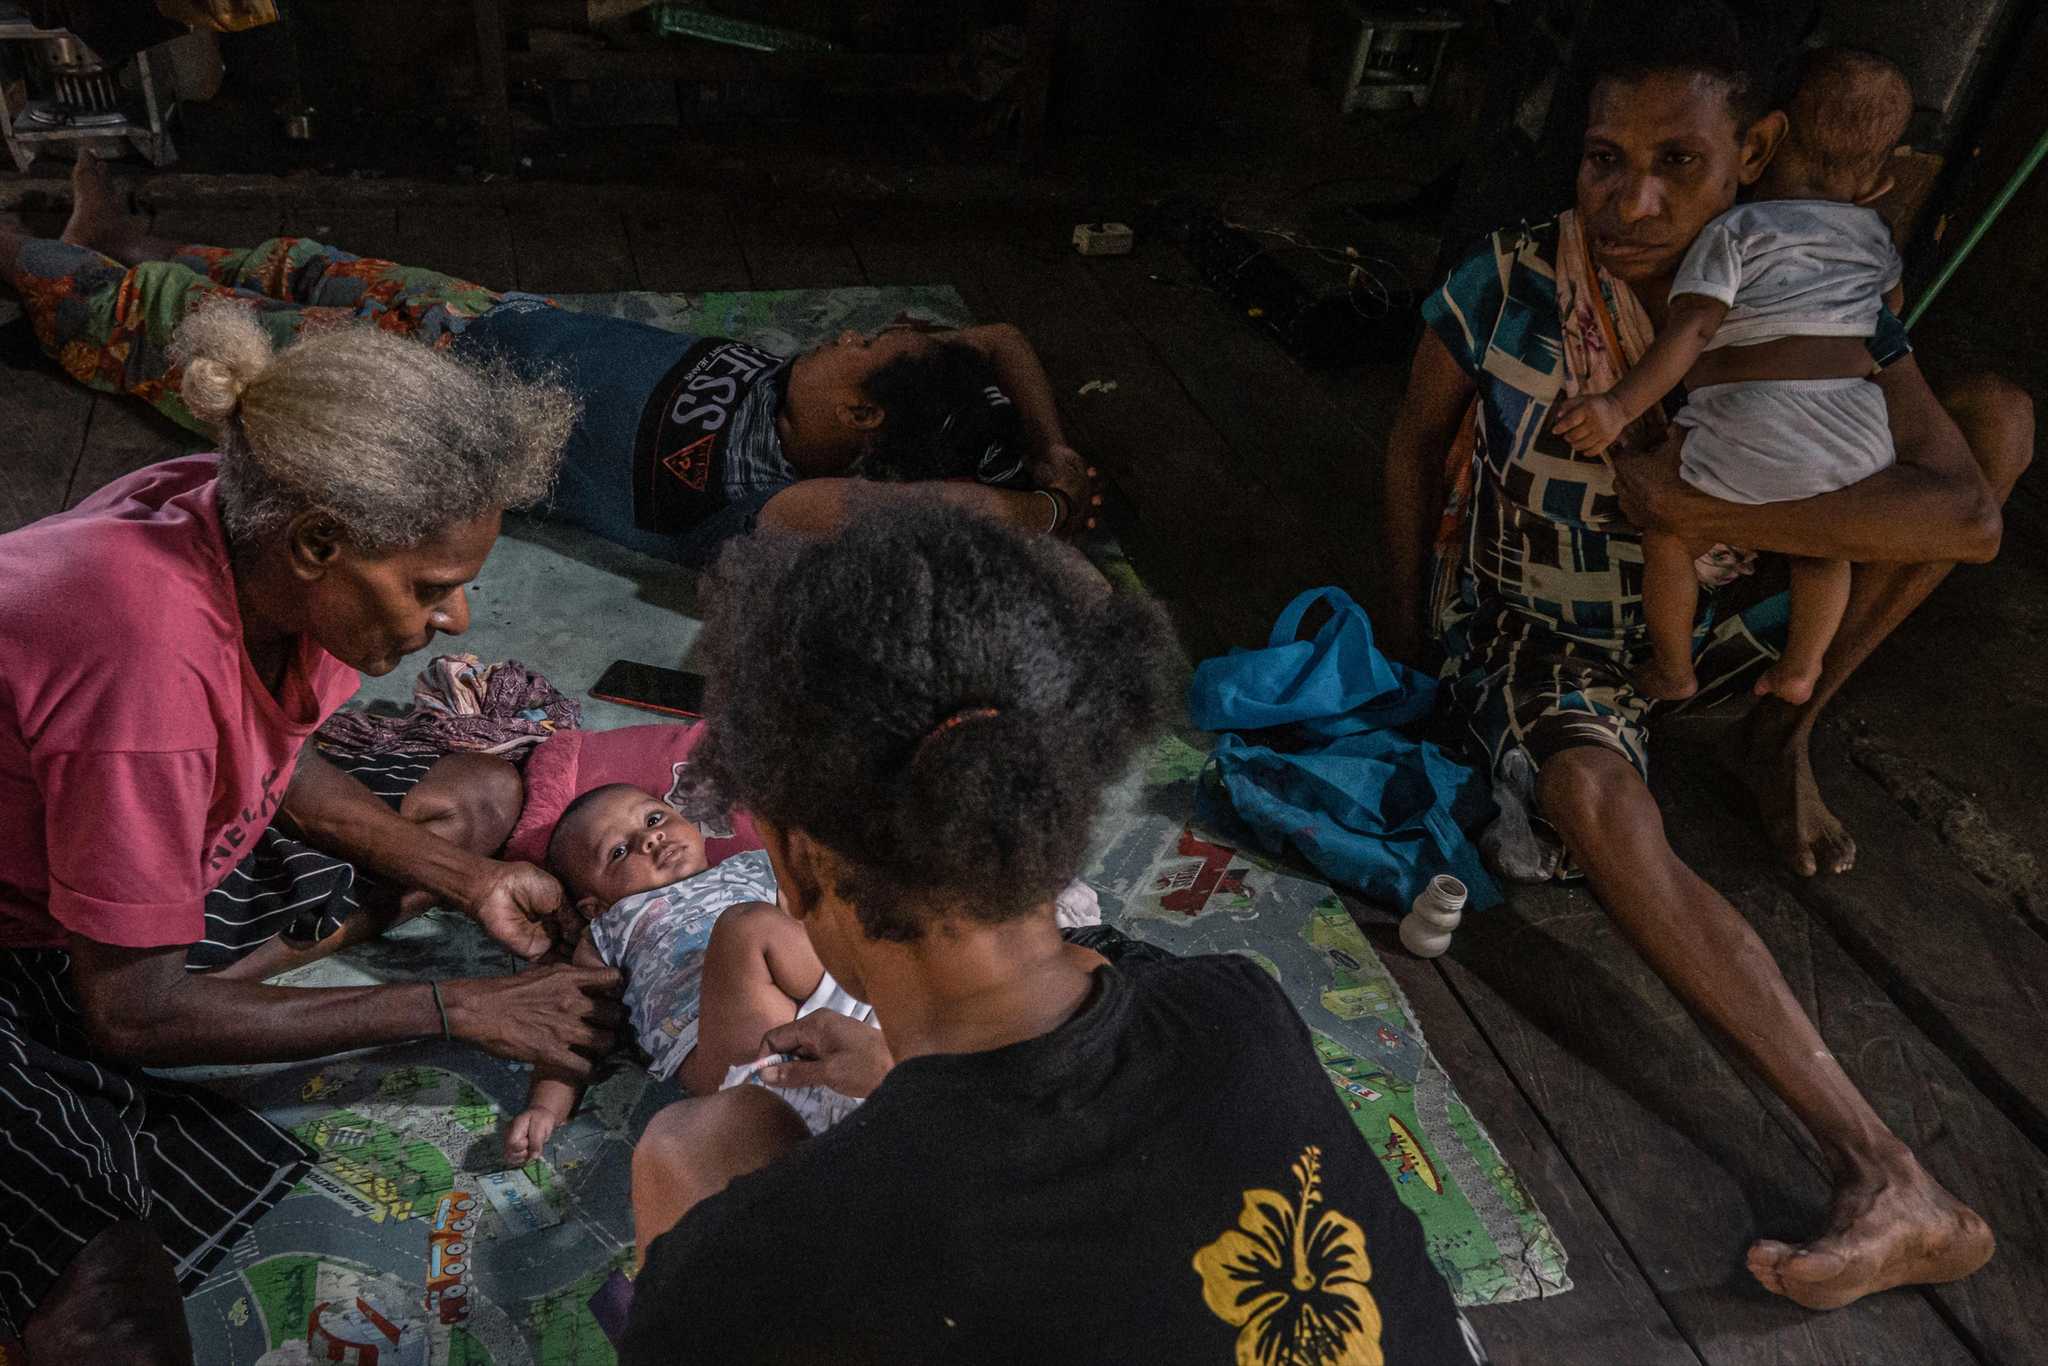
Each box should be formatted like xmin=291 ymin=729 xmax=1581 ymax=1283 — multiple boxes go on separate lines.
xmin=4 ymin=173 xmax=2045 ymax=1364
xmin=1657 ymin=733 xmax=2048 ymax=1366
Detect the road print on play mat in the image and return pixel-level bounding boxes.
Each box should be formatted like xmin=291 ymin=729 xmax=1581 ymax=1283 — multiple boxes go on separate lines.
xmin=177 ymin=912 xmax=651 ymax=1365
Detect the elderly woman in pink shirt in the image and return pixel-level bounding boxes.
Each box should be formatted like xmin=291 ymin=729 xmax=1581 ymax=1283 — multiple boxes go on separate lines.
xmin=0 ymin=301 xmax=624 ymax=1364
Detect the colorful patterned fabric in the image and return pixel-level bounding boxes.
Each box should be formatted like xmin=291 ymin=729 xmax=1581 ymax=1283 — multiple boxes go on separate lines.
xmin=11 ymin=236 xmax=502 ymax=432
xmin=314 ymin=652 xmax=581 ymax=761
xmin=1552 ymin=212 xmax=1670 ymax=451
xmin=1440 ymin=585 xmax=1788 ymax=780
xmin=1419 ymin=216 xmax=1910 ymax=786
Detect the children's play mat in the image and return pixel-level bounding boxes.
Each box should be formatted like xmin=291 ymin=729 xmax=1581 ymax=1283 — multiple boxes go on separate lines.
xmin=168 ymin=288 xmax=1567 ymax=1365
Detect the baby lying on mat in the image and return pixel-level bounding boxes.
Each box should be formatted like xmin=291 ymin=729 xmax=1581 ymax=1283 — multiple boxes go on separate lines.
xmin=503 ymin=782 xmax=877 ymax=1163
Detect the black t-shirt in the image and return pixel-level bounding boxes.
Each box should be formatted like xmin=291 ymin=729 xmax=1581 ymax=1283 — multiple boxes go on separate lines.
xmin=622 ymin=954 xmax=1484 ymax=1366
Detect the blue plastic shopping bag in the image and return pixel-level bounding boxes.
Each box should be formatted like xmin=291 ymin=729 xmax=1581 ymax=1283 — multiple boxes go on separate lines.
xmin=1189 ymin=587 xmax=1436 ymax=740
xmin=1188 ymin=587 xmax=1500 ymax=911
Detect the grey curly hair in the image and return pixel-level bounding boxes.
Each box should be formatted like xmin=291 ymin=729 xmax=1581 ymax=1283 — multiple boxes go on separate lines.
xmin=170 ymin=300 xmax=577 ymax=551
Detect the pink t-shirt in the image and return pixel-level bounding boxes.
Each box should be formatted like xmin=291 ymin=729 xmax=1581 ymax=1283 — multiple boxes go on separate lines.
xmin=0 ymin=456 xmax=360 ymax=950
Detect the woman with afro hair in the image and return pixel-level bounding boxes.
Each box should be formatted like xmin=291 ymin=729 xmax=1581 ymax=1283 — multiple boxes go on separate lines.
xmin=618 ymin=504 xmax=1481 ymax=1365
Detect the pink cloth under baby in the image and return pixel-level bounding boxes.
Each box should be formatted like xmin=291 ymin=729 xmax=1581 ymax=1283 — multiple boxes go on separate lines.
xmin=503 ymin=722 xmax=760 ymax=869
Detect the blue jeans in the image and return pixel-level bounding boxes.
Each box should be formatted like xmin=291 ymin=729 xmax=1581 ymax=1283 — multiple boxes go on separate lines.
xmin=457 ymin=298 xmax=786 ymax=567
xmin=542 ymin=462 xmax=777 ymax=568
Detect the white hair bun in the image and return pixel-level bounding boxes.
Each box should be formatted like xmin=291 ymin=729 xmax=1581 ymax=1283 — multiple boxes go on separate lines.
xmin=169 ymin=300 xmax=277 ymax=424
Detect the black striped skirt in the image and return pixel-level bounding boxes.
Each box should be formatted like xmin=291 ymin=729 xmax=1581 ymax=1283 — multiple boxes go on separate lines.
xmin=0 ymin=749 xmax=434 ymax=1338
xmin=185 ymin=750 xmax=438 ymax=971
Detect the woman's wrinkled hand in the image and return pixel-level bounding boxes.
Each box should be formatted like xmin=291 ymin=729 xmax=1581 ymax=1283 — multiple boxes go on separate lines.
xmin=753 ymin=1010 xmax=893 ymax=1099
xmin=462 ymin=859 xmax=577 ymax=960
xmin=442 ymin=965 xmax=623 ymax=1077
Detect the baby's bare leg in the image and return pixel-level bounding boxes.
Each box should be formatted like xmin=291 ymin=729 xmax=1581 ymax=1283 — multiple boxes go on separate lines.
xmin=1755 ymin=557 xmax=1851 ymax=706
xmin=1636 ymin=530 xmax=1704 ymax=702
xmin=675 ymin=902 xmax=827 ymax=1097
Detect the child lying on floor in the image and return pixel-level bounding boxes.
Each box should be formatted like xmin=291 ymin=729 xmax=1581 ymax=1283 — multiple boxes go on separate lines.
xmin=503 ymin=782 xmax=877 ymax=1163
xmin=1551 ymin=49 xmax=1914 ymax=705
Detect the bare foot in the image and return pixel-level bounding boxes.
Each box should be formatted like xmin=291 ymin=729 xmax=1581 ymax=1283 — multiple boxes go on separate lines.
xmin=1754 ymin=659 xmax=1819 ymax=705
xmin=1730 ymin=708 xmax=1856 ymax=877
xmin=1747 ymin=1156 xmax=1993 ymax=1310
xmin=1634 ymin=655 xmax=1699 ymax=703
xmin=59 ymin=154 xmax=141 ymax=262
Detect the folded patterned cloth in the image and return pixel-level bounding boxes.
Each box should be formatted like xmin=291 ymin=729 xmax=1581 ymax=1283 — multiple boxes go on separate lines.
xmin=315 ymin=652 xmax=581 ymax=759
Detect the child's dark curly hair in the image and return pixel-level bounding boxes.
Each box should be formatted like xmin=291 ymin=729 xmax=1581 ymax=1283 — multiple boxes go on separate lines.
xmin=860 ymin=340 xmax=1023 ymax=486
xmin=693 ymin=504 xmax=1180 ymax=941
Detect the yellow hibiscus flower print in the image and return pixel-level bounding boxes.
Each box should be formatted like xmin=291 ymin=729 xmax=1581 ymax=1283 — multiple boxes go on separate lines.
xmin=1192 ymin=1145 xmax=1383 ymax=1366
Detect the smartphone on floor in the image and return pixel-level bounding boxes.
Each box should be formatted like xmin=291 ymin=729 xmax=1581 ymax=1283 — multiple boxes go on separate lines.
xmin=590 ymin=660 xmax=707 ymax=719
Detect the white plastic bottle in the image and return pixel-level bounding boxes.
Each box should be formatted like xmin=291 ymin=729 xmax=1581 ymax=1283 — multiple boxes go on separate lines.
xmin=1398 ymin=875 xmax=1468 ymax=958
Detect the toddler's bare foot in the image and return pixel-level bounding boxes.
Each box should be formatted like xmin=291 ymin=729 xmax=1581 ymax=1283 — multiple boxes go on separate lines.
xmin=1754 ymin=659 xmax=1819 ymax=705
xmin=1634 ymin=656 xmax=1699 ymax=703
xmin=60 ymin=154 xmax=144 ymax=262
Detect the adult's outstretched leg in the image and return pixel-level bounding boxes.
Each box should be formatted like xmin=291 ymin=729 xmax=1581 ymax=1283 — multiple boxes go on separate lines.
xmin=1539 ymin=745 xmax=1993 ymax=1308
xmin=1741 ymin=374 xmax=2035 ymax=876
xmin=4 ymin=156 xmax=507 ymax=433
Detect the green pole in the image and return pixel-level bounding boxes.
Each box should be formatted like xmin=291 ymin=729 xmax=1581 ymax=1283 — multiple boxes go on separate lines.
xmin=1906 ymin=124 xmax=2048 ymax=330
